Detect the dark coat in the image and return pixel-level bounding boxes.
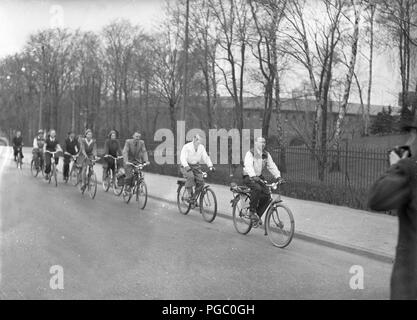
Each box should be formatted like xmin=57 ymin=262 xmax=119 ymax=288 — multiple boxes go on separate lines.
xmin=368 ymin=158 xmax=417 ymax=299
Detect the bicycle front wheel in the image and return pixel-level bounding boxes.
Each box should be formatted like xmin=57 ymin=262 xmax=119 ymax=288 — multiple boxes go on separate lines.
xmin=177 ymin=184 xmax=191 ymax=215
xmin=88 ymin=172 xmax=97 ymax=199
xmin=17 ymin=154 xmax=22 ymax=169
xmin=31 ymin=160 xmax=38 ymax=177
xmin=200 ymin=188 xmax=217 ymax=223
xmin=136 ymin=181 xmax=148 ymax=210
xmin=53 ymin=165 xmax=58 ymax=187
xmin=102 ymin=170 xmax=111 ymax=192
xmin=265 ymin=203 xmax=295 ymax=248
xmin=232 ymin=195 xmax=252 ymax=235
xmin=113 ymin=177 xmax=123 ymax=196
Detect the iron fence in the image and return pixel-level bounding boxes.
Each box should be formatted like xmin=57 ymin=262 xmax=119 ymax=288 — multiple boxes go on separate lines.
xmin=96 ymin=138 xmax=390 ymax=211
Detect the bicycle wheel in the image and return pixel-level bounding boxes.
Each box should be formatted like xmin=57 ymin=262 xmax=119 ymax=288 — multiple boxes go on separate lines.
xmin=200 ymin=188 xmax=217 ymax=223
xmin=88 ymin=172 xmax=97 ymax=199
xmin=70 ymin=165 xmax=78 ymax=186
xmin=17 ymin=153 xmax=22 ymax=169
xmin=53 ymin=165 xmax=58 ymax=187
xmin=265 ymin=203 xmax=295 ymax=248
xmin=102 ymin=169 xmax=111 ymax=192
xmin=31 ymin=159 xmax=39 ymax=177
xmin=113 ymin=176 xmax=123 ymax=196
xmin=177 ymin=184 xmax=191 ymax=215
xmin=232 ymin=194 xmax=252 ymax=235
xmin=136 ymin=180 xmax=148 ymax=210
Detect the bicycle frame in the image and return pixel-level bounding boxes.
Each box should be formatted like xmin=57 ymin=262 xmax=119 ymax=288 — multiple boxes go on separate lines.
xmin=177 ymin=170 xmax=209 ymax=204
xmin=231 ymin=180 xmax=284 ymax=234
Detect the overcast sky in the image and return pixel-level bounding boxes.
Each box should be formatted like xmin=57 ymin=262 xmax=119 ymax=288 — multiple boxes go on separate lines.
xmin=0 ymin=0 xmax=402 ymax=108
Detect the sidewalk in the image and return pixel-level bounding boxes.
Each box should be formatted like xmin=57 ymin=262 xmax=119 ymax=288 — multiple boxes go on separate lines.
xmin=20 ymin=147 xmax=397 ymax=263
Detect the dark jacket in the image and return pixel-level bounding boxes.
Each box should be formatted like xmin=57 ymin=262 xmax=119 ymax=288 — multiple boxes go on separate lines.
xmin=104 ymin=139 xmax=122 ymax=157
xmin=12 ymin=136 xmax=23 ymax=147
xmin=368 ymin=158 xmax=417 ymax=299
xmin=44 ymin=137 xmax=59 ymax=152
xmin=64 ymin=137 xmax=79 ymax=155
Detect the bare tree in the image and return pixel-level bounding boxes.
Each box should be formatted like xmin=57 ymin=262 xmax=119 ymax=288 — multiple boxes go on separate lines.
xmin=331 ymin=0 xmax=362 ymax=172
xmin=208 ymin=0 xmax=251 ymax=134
xmin=284 ymin=0 xmax=346 ymax=180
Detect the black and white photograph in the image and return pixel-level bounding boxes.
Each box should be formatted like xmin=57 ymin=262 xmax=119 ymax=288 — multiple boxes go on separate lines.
xmin=0 ymin=0 xmax=416 ymax=305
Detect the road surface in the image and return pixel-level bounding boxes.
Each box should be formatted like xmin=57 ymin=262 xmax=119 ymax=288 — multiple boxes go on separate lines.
xmin=0 ymin=147 xmax=391 ymax=299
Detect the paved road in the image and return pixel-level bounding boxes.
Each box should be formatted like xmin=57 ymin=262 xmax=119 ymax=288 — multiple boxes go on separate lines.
xmin=0 ymin=148 xmax=391 ymax=299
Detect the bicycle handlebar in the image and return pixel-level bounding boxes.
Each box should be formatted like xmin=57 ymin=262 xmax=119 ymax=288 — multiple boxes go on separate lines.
xmin=45 ymin=150 xmax=60 ymax=156
xmin=126 ymin=162 xmax=149 ymax=169
xmin=104 ymin=155 xmax=123 ymax=160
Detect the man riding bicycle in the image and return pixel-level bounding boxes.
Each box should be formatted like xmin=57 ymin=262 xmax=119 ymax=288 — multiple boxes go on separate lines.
xmin=180 ymin=134 xmax=215 ymax=203
xmin=32 ymin=129 xmax=45 ymax=169
xmin=43 ymin=129 xmax=63 ymax=180
xmin=12 ymin=131 xmax=24 ymax=162
xmin=78 ymin=129 xmax=97 ymax=192
xmin=103 ymin=130 xmax=122 ymax=181
xmin=63 ymin=131 xmax=80 ymax=182
xmin=122 ymin=132 xmax=150 ymax=192
xmin=243 ymin=136 xmax=282 ymax=226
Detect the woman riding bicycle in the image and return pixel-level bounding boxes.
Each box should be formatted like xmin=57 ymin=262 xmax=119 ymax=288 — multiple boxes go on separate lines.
xmin=43 ymin=129 xmax=63 ymax=180
xmin=77 ymin=129 xmax=97 ymax=192
xmin=103 ymin=130 xmax=122 ymax=181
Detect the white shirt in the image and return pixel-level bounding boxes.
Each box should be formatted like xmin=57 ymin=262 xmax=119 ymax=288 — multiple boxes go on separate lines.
xmin=243 ymin=150 xmax=281 ymax=178
xmin=180 ymin=142 xmax=213 ymax=168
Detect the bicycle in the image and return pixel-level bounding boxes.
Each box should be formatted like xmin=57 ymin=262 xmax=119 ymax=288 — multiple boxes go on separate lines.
xmin=45 ymin=150 xmax=60 ymax=187
xmin=102 ymin=155 xmax=124 ymax=195
xmin=65 ymin=152 xmax=80 ymax=185
xmin=176 ymin=168 xmax=218 ymax=223
xmin=122 ymin=162 xmax=148 ymax=210
xmin=230 ymin=178 xmax=295 ymax=248
xmin=80 ymin=157 xmax=100 ymax=199
xmin=16 ymin=146 xmax=23 ymax=170
xmin=31 ymin=151 xmax=44 ymax=177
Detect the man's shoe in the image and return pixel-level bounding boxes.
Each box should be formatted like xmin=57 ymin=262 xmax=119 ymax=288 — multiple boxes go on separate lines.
xmin=45 ymin=174 xmax=49 ymax=181
xmin=250 ymin=212 xmax=261 ymax=228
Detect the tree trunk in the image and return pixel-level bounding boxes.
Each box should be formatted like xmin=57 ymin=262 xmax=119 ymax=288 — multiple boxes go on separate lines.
xmin=365 ymin=3 xmax=375 ymax=136
xmin=331 ymin=1 xmax=361 ymax=172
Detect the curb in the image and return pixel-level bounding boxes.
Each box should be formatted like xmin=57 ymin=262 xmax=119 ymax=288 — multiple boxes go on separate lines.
xmin=18 ymin=150 xmax=395 ymax=264
xmin=147 ymin=194 xmax=395 ymax=265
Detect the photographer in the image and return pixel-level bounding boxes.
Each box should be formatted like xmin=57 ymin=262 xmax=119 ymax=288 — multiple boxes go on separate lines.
xmin=368 ymin=120 xmax=417 ymax=300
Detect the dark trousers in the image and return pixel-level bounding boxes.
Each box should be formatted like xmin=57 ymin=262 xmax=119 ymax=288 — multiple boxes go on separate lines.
xmin=104 ymin=157 xmax=122 ymax=175
xmin=243 ymin=175 xmax=271 ymax=218
xmin=63 ymin=154 xmax=76 ymax=178
xmin=45 ymin=152 xmax=59 ymax=174
xmin=13 ymin=146 xmax=23 ymax=159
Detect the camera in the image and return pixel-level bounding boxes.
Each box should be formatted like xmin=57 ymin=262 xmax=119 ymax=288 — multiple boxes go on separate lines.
xmin=388 ymin=145 xmax=412 ymax=159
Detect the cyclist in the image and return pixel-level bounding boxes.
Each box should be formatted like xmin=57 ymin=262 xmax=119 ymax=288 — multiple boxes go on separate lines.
xmin=63 ymin=131 xmax=80 ymax=182
xmin=242 ymin=136 xmax=282 ymax=226
xmin=32 ymin=129 xmax=45 ymax=170
xmin=103 ymin=130 xmax=122 ymax=181
xmin=122 ymin=131 xmax=150 ymax=192
xmin=179 ymin=134 xmax=215 ymax=203
xmin=12 ymin=131 xmax=24 ymax=162
xmin=78 ymin=129 xmax=97 ymax=192
xmin=43 ymin=129 xmax=63 ymax=180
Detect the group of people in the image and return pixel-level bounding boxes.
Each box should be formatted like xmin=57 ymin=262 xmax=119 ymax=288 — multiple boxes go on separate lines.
xmin=16 ymin=128 xmax=151 ymax=193
xmin=13 ymin=128 xmax=284 ymax=226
